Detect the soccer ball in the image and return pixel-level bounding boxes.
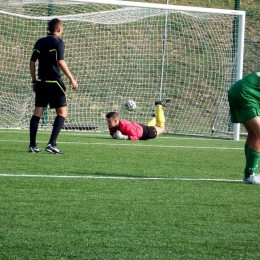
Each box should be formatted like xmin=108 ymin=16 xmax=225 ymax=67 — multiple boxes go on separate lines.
xmin=124 ymin=100 xmax=137 ymax=111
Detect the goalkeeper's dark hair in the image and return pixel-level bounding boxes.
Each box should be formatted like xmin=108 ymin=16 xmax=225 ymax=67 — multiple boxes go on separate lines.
xmin=106 ymin=112 xmax=119 ymax=119
xmin=48 ymin=18 xmax=63 ymax=33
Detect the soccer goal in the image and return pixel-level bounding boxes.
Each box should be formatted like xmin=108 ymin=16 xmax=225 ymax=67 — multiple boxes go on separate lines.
xmin=0 ymin=0 xmax=245 ymax=139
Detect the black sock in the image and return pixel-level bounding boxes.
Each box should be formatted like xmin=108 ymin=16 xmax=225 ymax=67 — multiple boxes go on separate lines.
xmin=49 ymin=115 xmax=65 ymax=146
xmin=29 ymin=115 xmax=40 ymax=147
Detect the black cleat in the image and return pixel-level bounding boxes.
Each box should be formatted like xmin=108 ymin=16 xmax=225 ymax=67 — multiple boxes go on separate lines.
xmin=45 ymin=144 xmax=64 ymax=154
xmin=155 ymin=98 xmax=171 ymax=106
xmin=28 ymin=146 xmax=41 ymax=153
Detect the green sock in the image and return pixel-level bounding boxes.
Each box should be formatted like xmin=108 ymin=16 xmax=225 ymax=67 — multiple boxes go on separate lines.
xmin=244 ymin=146 xmax=260 ymax=178
xmin=244 ymin=144 xmax=248 ymax=159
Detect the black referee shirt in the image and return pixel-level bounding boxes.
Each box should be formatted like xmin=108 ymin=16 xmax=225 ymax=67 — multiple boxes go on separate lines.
xmin=30 ymin=33 xmax=65 ymax=80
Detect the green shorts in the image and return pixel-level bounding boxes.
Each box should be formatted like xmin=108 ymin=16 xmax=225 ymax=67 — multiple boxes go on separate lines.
xmin=228 ymin=80 xmax=260 ymax=123
xmin=228 ymin=105 xmax=260 ymax=123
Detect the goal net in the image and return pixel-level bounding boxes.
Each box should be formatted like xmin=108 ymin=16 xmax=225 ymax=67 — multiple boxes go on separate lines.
xmin=0 ymin=0 xmax=245 ymax=138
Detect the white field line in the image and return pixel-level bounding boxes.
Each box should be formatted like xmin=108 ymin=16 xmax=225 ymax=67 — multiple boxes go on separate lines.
xmin=0 ymin=139 xmax=243 ymax=150
xmin=0 ymin=130 xmax=245 ymax=141
xmin=0 ymin=173 xmax=242 ymax=182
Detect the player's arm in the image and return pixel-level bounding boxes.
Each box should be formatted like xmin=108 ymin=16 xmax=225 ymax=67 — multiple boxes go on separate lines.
xmin=29 ymin=46 xmax=39 ymax=91
xmin=124 ymin=125 xmax=139 ymax=140
xmin=112 ymin=130 xmax=129 ymax=140
xmin=29 ymin=60 xmax=36 ymax=82
xmin=113 ymin=121 xmax=139 ymax=140
xmin=29 ymin=61 xmax=37 ymax=92
xmin=29 ymin=60 xmax=37 ymax=92
xmin=113 ymin=131 xmax=137 ymax=140
xmin=56 ymin=40 xmax=78 ymax=90
xmin=57 ymin=60 xmax=78 ymax=90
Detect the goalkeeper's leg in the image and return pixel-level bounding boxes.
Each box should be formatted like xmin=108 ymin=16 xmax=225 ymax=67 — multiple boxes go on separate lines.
xmin=147 ymin=98 xmax=170 ymax=137
xmin=147 ymin=114 xmax=156 ymax=126
xmin=154 ymin=104 xmax=165 ymax=136
xmin=147 ymin=98 xmax=171 ymax=127
xmin=155 ymin=105 xmax=165 ymax=128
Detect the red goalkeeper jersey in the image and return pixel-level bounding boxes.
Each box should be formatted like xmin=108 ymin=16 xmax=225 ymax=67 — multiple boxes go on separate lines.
xmin=109 ymin=119 xmax=143 ymax=140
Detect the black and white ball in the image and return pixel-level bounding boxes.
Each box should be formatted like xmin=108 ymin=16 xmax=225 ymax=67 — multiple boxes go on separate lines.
xmin=124 ymin=100 xmax=137 ymax=111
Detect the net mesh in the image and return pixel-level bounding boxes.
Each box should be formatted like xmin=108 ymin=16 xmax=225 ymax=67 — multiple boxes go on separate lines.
xmin=0 ymin=0 xmax=244 ymax=137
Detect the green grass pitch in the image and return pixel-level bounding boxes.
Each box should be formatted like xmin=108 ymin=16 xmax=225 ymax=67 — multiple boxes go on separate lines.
xmin=0 ymin=130 xmax=259 ymax=259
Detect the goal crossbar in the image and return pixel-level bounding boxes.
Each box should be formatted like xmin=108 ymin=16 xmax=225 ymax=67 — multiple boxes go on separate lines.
xmin=67 ymin=0 xmax=245 ymax=16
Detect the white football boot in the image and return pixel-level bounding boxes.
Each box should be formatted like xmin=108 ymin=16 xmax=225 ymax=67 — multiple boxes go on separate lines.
xmin=243 ymin=174 xmax=260 ymax=184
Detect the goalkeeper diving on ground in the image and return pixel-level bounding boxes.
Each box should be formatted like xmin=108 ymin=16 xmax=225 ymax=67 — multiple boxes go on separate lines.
xmin=106 ymin=99 xmax=171 ymax=140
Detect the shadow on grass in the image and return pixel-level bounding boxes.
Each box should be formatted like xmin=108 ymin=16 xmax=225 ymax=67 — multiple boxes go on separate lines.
xmin=75 ymin=171 xmax=148 ymax=179
xmin=73 ymin=171 xmax=243 ymax=183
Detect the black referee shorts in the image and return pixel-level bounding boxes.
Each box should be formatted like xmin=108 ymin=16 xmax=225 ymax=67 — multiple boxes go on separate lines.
xmin=35 ymin=78 xmax=67 ymax=109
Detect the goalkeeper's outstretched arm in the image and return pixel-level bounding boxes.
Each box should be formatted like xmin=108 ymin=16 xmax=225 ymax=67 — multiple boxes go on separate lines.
xmin=112 ymin=130 xmax=128 ymax=140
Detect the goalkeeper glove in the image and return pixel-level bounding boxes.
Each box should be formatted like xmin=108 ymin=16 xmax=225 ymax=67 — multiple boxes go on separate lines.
xmin=112 ymin=130 xmax=127 ymax=140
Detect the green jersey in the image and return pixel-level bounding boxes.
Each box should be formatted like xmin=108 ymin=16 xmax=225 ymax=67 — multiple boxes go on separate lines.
xmin=238 ymin=72 xmax=260 ymax=90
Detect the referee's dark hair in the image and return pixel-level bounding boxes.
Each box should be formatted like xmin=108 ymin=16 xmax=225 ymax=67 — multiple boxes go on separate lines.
xmin=48 ymin=18 xmax=63 ymax=33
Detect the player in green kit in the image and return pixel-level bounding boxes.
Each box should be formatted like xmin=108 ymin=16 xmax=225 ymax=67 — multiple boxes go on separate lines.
xmin=228 ymin=72 xmax=260 ymax=184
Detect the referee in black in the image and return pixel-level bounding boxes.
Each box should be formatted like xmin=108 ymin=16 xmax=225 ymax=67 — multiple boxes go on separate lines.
xmin=29 ymin=18 xmax=78 ymax=154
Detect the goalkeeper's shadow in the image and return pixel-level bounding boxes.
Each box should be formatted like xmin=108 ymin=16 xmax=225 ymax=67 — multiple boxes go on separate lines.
xmin=76 ymin=171 xmax=149 ymax=179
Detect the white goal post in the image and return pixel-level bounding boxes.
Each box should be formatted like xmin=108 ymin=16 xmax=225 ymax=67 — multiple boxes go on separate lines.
xmin=0 ymin=0 xmax=245 ymax=139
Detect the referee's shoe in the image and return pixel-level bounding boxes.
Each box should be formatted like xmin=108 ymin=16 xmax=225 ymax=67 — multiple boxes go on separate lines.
xmin=45 ymin=144 xmax=64 ymax=154
xmin=28 ymin=146 xmax=41 ymax=153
